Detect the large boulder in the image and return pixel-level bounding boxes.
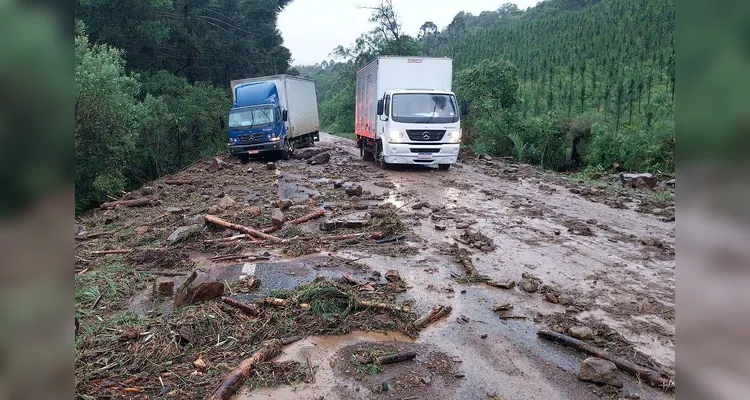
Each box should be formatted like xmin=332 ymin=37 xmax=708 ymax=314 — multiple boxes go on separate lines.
xmin=271 ymin=209 xmax=285 ymax=228
xmin=208 ymin=157 xmax=228 ymax=173
xmin=308 ymin=152 xmax=331 ymax=165
xmin=619 ymin=173 xmax=658 ymax=189
xmin=218 ymin=195 xmax=236 ymax=210
xmin=174 ymin=270 xmax=224 ymax=308
xmin=578 ymin=357 xmax=622 ymax=387
xmin=167 ymin=224 xmax=203 ymax=244
xmin=292 ymin=147 xmax=329 ymax=160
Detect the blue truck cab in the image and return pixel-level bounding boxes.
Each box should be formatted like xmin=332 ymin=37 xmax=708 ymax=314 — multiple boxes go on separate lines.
xmin=227 ymin=75 xmax=320 ymax=162
xmin=227 ymin=81 xmax=290 ymax=160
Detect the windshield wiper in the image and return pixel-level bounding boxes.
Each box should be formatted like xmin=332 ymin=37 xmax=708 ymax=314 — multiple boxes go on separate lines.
xmin=423 ymin=101 xmax=439 ymax=124
xmin=259 ymin=108 xmax=272 ymax=125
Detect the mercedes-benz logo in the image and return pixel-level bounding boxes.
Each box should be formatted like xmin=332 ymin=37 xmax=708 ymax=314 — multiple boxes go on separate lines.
xmin=422 ymin=132 xmax=431 ymax=140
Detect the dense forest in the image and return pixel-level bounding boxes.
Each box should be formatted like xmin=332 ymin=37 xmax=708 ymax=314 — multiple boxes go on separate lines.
xmin=74 ymin=0 xmax=294 ymax=211
xmin=302 ymin=0 xmax=675 ymax=173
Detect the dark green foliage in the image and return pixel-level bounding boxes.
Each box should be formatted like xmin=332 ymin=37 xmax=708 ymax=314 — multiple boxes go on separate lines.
xmin=75 ymin=0 xmax=291 ymax=86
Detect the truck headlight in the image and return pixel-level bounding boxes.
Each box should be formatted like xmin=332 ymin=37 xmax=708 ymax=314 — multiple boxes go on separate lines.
xmin=447 ymin=130 xmax=461 ymax=143
xmin=228 ymin=138 xmax=237 ymax=144
xmin=389 ymin=130 xmax=403 ymax=143
xmin=270 ymin=133 xmax=280 ymax=142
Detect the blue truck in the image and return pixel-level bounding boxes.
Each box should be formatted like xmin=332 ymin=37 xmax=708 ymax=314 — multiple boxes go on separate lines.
xmin=227 ymin=75 xmax=320 ymax=162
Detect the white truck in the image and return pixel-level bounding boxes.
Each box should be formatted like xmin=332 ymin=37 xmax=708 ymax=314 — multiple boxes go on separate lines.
xmin=227 ymin=75 xmax=320 ymax=161
xmin=355 ymin=56 xmax=467 ymax=170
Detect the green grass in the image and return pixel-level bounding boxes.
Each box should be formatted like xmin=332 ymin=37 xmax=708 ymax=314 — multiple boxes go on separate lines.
xmin=330 ymin=132 xmax=356 ymax=140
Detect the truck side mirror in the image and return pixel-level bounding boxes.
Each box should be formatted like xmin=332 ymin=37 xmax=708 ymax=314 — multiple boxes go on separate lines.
xmin=282 ymin=110 xmax=288 ymax=121
xmin=461 ymin=99 xmax=469 ymax=116
xmin=377 ymin=99 xmax=384 ymax=116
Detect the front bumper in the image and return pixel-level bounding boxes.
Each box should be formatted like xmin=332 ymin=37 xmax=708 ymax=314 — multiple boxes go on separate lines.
xmin=228 ymin=140 xmax=283 ymax=155
xmin=382 ymin=143 xmax=460 ymax=165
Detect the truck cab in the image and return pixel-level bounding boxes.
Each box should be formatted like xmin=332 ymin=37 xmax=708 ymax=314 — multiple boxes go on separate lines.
xmin=375 ymin=89 xmax=466 ymax=170
xmin=227 ymin=81 xmax=290 ymax=161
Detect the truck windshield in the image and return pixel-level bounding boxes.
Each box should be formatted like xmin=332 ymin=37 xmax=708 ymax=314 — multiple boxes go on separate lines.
xmin=228 ymin=106 xmax=275 ymax=129
xmin=391 ymin=94 xmax=458 ymax=124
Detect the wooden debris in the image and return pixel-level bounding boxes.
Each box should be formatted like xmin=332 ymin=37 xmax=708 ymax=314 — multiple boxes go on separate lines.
xmin=221 ymin=296 xmax=261 ymax=316
xmin=207 ymin=339 xmax=284 ymax=400
xmin=91 ymin=249 xmax=133 ymax=256
xmin=320 ymin=231 xmax=384 ymax=242
xmin=203 ymin=234 xmax=255 ymax=244
xmin=458 ymin=255 xmax=478 ymax=276
xmin=537 ymin=329 xmax=673 ymax=389
xmin=492 ymin=303 xmax=513 ymax=312
xmin=204 ymin=215 xmax=282 ymax=242
xmin=342 ymin=273 xmax=365 ymax=286
xmin=375 ymin=351 xmax=417 ymax=365
xmin=485 ymin=279 xmax=516 ymax=289
xmin=356 ymin=300 xmax=407 ymax=312
xmin=414 ymin=305 xmax=452 ymax=330
xmin=75 ymin=231 xmax=115 ymax=241
xmin=262 ymin=297 xmax=288 ymax=306
xmin=100 ymin=198 xmax=154 ymax=210
xmin=210 ymin=254 xmax=269 ymax=263
xmin=290 ymin=209 xmax=325 ymax=225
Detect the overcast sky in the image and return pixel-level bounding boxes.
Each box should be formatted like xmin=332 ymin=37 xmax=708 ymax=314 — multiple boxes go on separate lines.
xmin=278 ymin=0 xmax=540 ymax=65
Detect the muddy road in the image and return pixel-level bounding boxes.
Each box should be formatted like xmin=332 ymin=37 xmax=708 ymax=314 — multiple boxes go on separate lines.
xmin=75 ymin=133 xmax=674 ymax=399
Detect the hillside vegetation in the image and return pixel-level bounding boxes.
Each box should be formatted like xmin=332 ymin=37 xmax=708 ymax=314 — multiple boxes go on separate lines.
xmin=302 ymin=0 xmax=675 ymax=173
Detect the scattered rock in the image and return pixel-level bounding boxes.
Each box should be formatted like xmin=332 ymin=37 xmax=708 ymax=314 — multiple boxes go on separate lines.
xmin=308 ymin=152 xmax=331 ymax=165
xmin=578 ymin=357 xmax=622 ymax=387
xmin=503 ymin=166 xmax=518 ymax=174
xmin=486 ymin=279 xmax=516 ymax=289
xmin=292 ymin=147 xmax=329 ymax=160
xmin=218 ymin=195 xmax=235 ymax=210
xmin=244 ymin=206 xmax=262 ymax=217
xmin=103 ymin=210 xmax=118 ymax=225
xmin=665 ymin=178 xmax=675 ymax=188
xmin=75 ymin=224 xmax=86 ymax=236
xmin=193 ymin=357 xmax=207 ymax=371
xmin=166 ymin=206 xmax=183 ymax=214
xmin=380 ymin=381 xmax=392 ymax=392
xmin=118 ymin=328 xmax=140 ymax=342
xmin=206 ymin=205 xmax=221 ymax=215
xmin=434 ymin=223 xmax=447 ymax=231
xmin=568 ymin=326 xmax=595 ymax=340
xmin=333 ymin=180 xmax=344 ymax=189
xmin=455 ymin=222 xmax=471 ymax=229
xmin=385 ymin=269 xmax=401 ymax=283
xmin=345 ymin=184 xmax=363 ymax=197
xmin=620 ymin=172 xmax=657 ymax=189
xmin=411 ymin=202 xmax=429 ymax=210
xmin=208 ymin=157 xmax=228 ymax=173
xmin=521 ymin=280 xmax=539 ymax=293
xmin=374 ymin=181 xmax=396 ymax=189
xmin=177 ymin=325 xmax=193 ymax=344
xmin=420 ymin=375 xmax=432 ymax=385
xmin=271 ymin=209 xmax=285 ymax=228
xmin=480 ymin=334 xmax=488 ymax=339
xmin=167 ymin=224 xmax=203 ymax=244
xmin=153 ymin=277 xmax=174 ymax=297
xmin=545 ymin=291 xmax=559 ymax=303
xmin=246 ymin=167 xmax=253 ymax=173
xmin=174 ymin=270 xmax=224 ymax=308
xmin=370 ymin=209 xmax=390 ymax=218
xmin=134 ymin=225 xmax=150 ymax=236
xmin=140 ymin=186 xmax=155 ymax=195
xmin=492 ymin=303 xmax=513 ymax=312
xmin=557 ymin=293 xmax=573 ymax=306
xmin=266 ymin=162 xmax=276 ymax=170
xmin=274 ymin=199 xmax=293 ymax=210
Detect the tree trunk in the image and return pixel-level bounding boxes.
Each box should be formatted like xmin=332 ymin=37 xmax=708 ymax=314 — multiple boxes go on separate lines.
xmin=414 ymin=305 xmax=452 ymax=330
xmin=204 ymin=215 xmax=282 ymax=242
xmin=100 ymin=198 xmax=154 ymax=210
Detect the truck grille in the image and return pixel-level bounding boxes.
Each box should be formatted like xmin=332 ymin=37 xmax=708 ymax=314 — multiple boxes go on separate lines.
xmin=406 ymin=130 xmax=445 ymax=141
xmin=237 ymin=133 xmax=264 ymax=144
xmin=409 ymin=148 xmax=441 ymax=153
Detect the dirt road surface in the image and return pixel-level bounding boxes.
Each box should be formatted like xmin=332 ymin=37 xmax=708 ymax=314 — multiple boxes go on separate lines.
xmin=75 ymin=132 xmax=674 ymax=399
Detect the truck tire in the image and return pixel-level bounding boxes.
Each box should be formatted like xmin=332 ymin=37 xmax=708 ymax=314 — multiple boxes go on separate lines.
xmin=281 ymin=139 xmax=294 ymax=160
xmin=438 ymin=164 xmax=451 ymax=171
xmin=361 ymin=140 xmax=375 ymax=161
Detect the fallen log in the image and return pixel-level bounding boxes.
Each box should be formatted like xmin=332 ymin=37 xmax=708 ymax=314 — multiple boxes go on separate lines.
xmin=163 ymin=179 xmax=195 ymax=185
xmin=100 ymin=198 xmax=154 ymax=210
xmin=75 ymin=231 xmax=115 ymax=241
xmin=414 ymin=305 xmax=452 ymax=330
xmin=342 ymin=273 xmax=365 ymax=286
xmin=91 ymin=249 xmax=133 ymax=256
xmin=221 ymin=296 xmax=261 ymax=316
xmin=208 ymin=339 xmax=284 ymax=400
xmin=320 ymin=231 xmax=384 ymax=242
xmin=537 ymin=329 xmax=673 ymax=389
xmin=210 ymin=254 xmax=269 ymax=263
xmin=203 ymin=234 xmax=254 ymax=244
xmin=356 ymin=300 xmax=407 ymax=312
xmin=261 ymin=226 xmax=280 ymax=234
xmin=262 ymin=297 xmax=289 ymax=306
xmin=290 ymin=209 xmax=325 ymax=225
xmin=204 ymin=215 xmax=282 ymax=242
xmin=375 ymin=351 xmax=417 ymax=365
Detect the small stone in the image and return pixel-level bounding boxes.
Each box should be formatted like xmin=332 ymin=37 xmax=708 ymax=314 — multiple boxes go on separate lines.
xmin=208 ymin=157 xmax=228 ymax=173
xmin=140 ymin=186 xmax=155 ymax=195
xmin=557 ymin=293 xmax=573 ymax=306
xmin=207 ymin=205 xmax=221 ymax=215
xmin=420 ymin=375 xmax=432 ymax=385
xmin=166 ymin=206 xmax=183 ymax=214
xmin=167 ymin=224 xmax=203 ymax=244
xmin=246 ymin=167 xmax=253 ymax=173
xmin=177 ymin=325 xmax=193 ymax=344
xmin=103 ymin=210 xmax=118 ymax=225
xmin=411 ymin=202 xmax=428 ymax=210
xmin=271 ymin=209 xmax=285 ymax=228
xmin=385 ymin=269 xmax=401 ymax=283
xmin=118 ymin=328 xmax=139 ymax=342
xmin=153 ymin=277 xmax=174 ymax=297
xmin=521 ymin=281 xmax=539 ymax=293
xmin=486 ymin=280 xmax=516 ymax=290
xmin=568 ymin=326 xmax=595 ymax=340
xmin=244 ymin=206 xmax=261 ymax=217
xmin=218 ymin=195 xmax=235 ymax=210
xmin=545 ymin=291 xmax=559 ymax=303
xmin=380 ymin=381 xmax=392 ymax=392
xmin=266 ymin=162 xmax=276 ymax=170
xmin=275 ymin=199 xmax=293 ymax=210
xmin=193 ymin=357 xmax=207 ymax=371
xmin=456 ymin=223 xmax=471 ymax=229
xmin=173 ymin=270 xmax=224 ymax=308
xmin=480 ymin=334 xmax=488 ymax=339
xmin=135 ymin=226 xmax=150 ymax=236
xmin=307 ymin=152 xmax=331 ymax=165
xmin=434 ymin=223 xmax=447 ymax=231
xmin=345 ymin=184 xmax=363 ymax=197
xmin=578 ymin=357 xmax=621 ymax=387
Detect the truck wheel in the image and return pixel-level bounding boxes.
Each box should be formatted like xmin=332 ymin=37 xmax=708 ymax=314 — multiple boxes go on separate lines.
xmin=281 ymin=139 xmax=293 ymax=160
xmin=239 ymin=154 xmax=250 ymax=164
xmin=438 ymin=164 xmax=451 ymax=171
